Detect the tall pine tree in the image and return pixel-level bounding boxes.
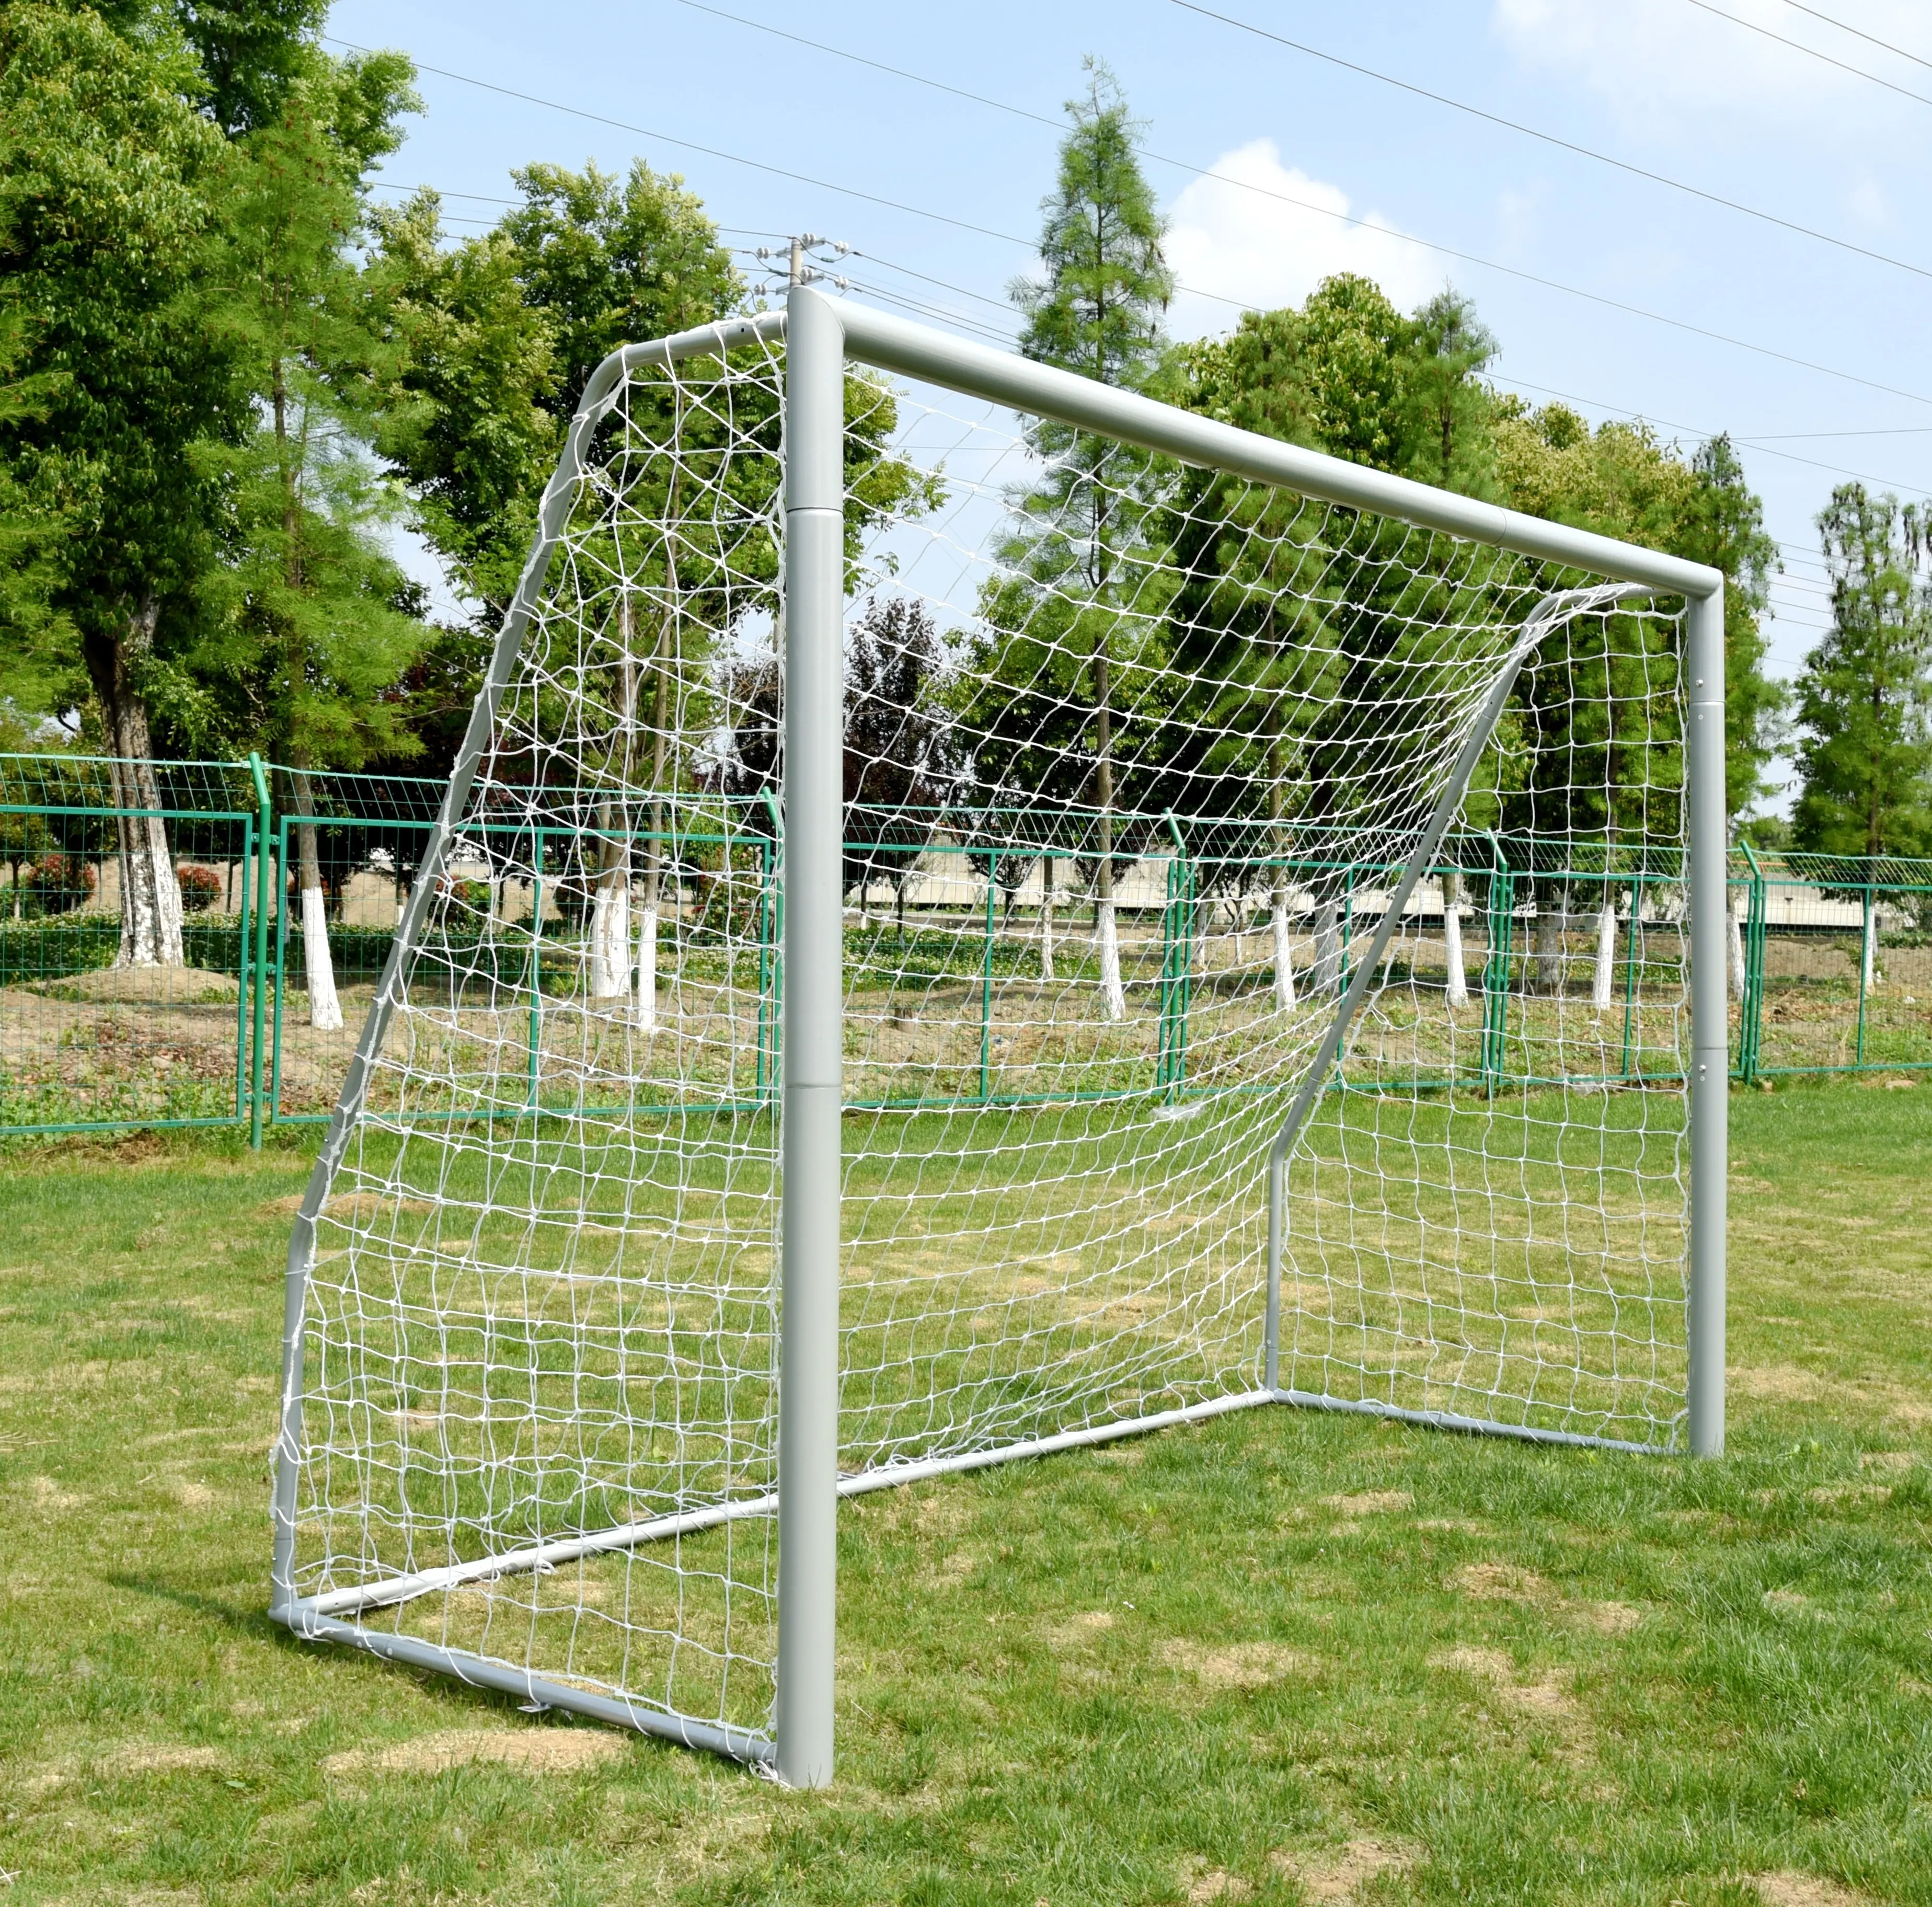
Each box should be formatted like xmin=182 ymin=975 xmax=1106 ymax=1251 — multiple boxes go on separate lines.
xmin=1002 ymin=59 xmax=1172 ymax=1018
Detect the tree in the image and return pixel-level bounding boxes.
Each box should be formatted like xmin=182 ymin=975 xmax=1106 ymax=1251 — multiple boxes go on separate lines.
xmin=0 ymin=3 xmax=241 ymax=965
xmin=844 ymin=595 xmax=958 ymax=932
xmin=1006 ymin=58 xmax=1173 ymax=1019
xmin=1793 ymin=484 xmax=1932 ymax=864
xmin=188 ymin=52 xmax=427 ymax=1026
xmin=1158 ymin=277 xmax=1506 ymax=1001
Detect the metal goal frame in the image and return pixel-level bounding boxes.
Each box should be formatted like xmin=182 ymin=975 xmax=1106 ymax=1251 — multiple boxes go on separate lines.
xmin=269 ymin=284 xmax=1728 ymax=1788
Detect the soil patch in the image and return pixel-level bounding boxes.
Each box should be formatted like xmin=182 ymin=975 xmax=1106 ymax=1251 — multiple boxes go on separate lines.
xmin=1270 ymin=1839 xmax=1422 ymax=1902
xmin=323 ymin=1726 xmax=627 ymax=1778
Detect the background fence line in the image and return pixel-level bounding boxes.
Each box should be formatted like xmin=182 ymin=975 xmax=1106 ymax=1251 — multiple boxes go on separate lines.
xmin=2 ymin=751 xmax=1927 ymax=1139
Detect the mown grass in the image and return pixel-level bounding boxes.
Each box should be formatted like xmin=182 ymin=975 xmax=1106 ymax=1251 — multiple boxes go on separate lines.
xmin=0 ymin=1078 xmax=1928 ymax=1904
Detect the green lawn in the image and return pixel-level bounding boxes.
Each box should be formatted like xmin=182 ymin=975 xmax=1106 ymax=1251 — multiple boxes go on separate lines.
xmin=1 ymin=1078 xmax=1929 ymax=1904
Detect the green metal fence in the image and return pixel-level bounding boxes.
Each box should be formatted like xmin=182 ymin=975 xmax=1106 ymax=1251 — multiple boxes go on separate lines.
xmin=4 ymin=752 xmax=1928 ymax=1140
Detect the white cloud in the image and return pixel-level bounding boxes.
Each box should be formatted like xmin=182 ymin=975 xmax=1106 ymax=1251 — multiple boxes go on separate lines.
xmin=1492 ymin=0 xmax=1932 ymax=130
xmin=1164 ymin=139 xmax=1442 ymax=341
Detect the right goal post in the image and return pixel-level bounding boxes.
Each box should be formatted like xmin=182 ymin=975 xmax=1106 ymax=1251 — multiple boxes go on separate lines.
xmin=268 ymin=282 xmax=1727 ymax=1788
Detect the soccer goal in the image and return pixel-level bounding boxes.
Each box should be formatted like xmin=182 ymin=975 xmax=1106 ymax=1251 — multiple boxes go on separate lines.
xmin=269 ymin=284 xmax=1728 ymax=1785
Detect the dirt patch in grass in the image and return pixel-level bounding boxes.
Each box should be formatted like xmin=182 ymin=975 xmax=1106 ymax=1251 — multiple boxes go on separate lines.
xmin=1732 ymin=1365 xmax=1828 ymax=1404
xmin=1430 ymin=1646 xmax=1589 ymax=1744
xmin=1448 ymin=1562 xmax=1550 ymax=1603
xmin=1746 ymin=1872 xmax=1870 ymax=1906
xmin=323 ymin=1726 xmax=628 ymax=1778
xmin=1180 ymin=1862 xmax=1251 ymax=1903
xmin=1574 ymin=1600 xmax=1643 ymax=1636
xmin=1270 ymin=1838 xmax=1422 ymax=1901
xmin=259 ymin=1191 xmax=438 ymax=1221
xmin=1157 ymin=1639 xmax=1316 ymax=1689
xmin=1321 ymin=1489 xmax=1413 ymax=1517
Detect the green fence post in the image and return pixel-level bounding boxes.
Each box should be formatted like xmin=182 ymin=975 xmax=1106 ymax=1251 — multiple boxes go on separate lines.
xmin=1620 ymin=872 xmax=1642 ymax=1081
xmin=248 ymin=753 xmax=272 ymax=1148
xmin=1737 ymin=841 xmax=1765 ymax=1085
xmin=762 ymin=789 xmax=782 ymax=1111
xmin=1857 ymin=881 xmax=1873 ymax=1067
xmin=528 ymin=859 xmax=544 ymax=1115
xmin=1481 ymin=836 xmax=1513 ymax=1095
xmin=270 ymin=814 xmax=289 ymax=1123
xmin=980 ymin=848 xmax=994 ymax=1105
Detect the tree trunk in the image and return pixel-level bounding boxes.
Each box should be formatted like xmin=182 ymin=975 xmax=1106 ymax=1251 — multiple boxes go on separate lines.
xmin=80 ymin=599 xmax=184 ymax=968
xmin=1532 ymin=881 xmax=1566 ymax=995
xmin=1267 ymin=690 xmax=1294 ymax=1009
xmin=1593 ymin=893 xmax=1619 ymax=1010
xmin=1727 ymin=892 xmax=1748 ymax=1002
xmin=1040 ymin=853 xmax=1055 ymax=983
xmin=1092 ymin=648 xmax=1125 ymax=1021
xmin=1442 ymin=869 xmax=1467 ymax=1009
xmin=289 ymin=767 xmax=342 ymax=1031
xmin=638 ymin=611 xmax=674 ymax=1035
xmin=1862 ymin=893 xmax=1879 ymax=994
xmin=1310 ymin=899 xmax=1341 ymax=997
xmin=589 ymin=624 xmax=641 ymax=1007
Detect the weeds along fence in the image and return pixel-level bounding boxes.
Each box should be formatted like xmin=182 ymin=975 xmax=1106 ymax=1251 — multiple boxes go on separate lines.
xmin=2 ymin=751 xmax=1927 ymax=1139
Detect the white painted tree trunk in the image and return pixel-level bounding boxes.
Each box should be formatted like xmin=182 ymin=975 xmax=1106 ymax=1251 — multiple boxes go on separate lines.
xmin=1191 ymin=899 xmax=1208 ymax=984
xmin=1311 ymin=900 xmax=1341 ymax=996
xmin=117 ymin=805 xmax=186 ymax=969
xmin=93 ymin=598 xmax=185 ymax=968
xmin=1271 ymin=899 xmax=1296 ymax=1009
xmin=588 ymin=878 xmax=630 ymax=1000
xmin=1040 ymin=856 xmax=1055 ymax=984
xmin=1862 ymin=895 xmax=1880 ymax=993
xmin=1593 ymin=899 xmax=1618 ymax=1010
xmin=303 ymin=884 xmax=342 ymax=1030
xmin=1728 ymin=893 xmax=1749 ymax=1001
xmin=635 ymin=901 xmax=658 ymax=1031
xmin=1096 ymin=900 xmax=1125 ymax=1021
xmin=1443 ymin=879 xmax=1468 ymax=1009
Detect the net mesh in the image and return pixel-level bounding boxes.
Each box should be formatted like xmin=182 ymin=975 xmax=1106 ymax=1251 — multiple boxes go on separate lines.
xmin=284 ymin=323 xmax=1692 ymax=1744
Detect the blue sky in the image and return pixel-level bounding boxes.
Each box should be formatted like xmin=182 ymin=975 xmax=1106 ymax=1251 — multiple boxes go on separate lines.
xmin=333 ymin=0 xmax=1932 ymax=787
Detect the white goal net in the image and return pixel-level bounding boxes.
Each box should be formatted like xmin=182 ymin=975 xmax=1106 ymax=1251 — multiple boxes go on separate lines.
xmin=271 ymin=294 xmax=1720 ymax=1771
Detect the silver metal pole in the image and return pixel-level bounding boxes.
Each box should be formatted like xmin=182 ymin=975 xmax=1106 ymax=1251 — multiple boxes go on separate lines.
xmin=775 ymin=283 xmax=845 ymax=1789
xmin=1686 ymin=582 xmax=1728 ymax=1458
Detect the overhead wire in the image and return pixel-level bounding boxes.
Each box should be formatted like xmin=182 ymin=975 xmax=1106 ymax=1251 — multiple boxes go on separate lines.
xmin=1680 ymin=0 xmax=1932 ymax=102
xmin=1773 ymin=0 xmax=1932 ymax=72
xmin=325 ymin=30 xmax=1932 ymax=413
xmin=1171 ymin=0 xmax=1932 ymax=282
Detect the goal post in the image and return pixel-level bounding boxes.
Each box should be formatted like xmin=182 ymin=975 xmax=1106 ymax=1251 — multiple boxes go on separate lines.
xmin=268 ymin=282 xmax=1727 ymax=1786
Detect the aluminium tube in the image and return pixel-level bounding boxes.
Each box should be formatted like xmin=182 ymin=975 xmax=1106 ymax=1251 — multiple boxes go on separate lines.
xmin=774 ymin=283 xmax=845 ymax=1791
xmin=1686 ymin=583 xmax=1728 ymax=1457
xmin=1262 ymin=585 xmax=1650 ymax=1397
xmin=834 ymin=300 xmax=1720 ymax=601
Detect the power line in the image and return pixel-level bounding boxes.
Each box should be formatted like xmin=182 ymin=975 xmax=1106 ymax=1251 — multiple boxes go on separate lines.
xmin=1680 ymin=0 xmax=1932 ymax=105
xmin=632 ymin=12 xmax=1932 ymax=411
xmin=1498 ymin=370 xmax=1932 ymax=496
xmin=1774 ymin=0 xmax=1932 ymax=72
xmin=326 ymin=31 xmax=1932 ymax=412
xmin=1172 ymin=0 xmax=1932 ymax=282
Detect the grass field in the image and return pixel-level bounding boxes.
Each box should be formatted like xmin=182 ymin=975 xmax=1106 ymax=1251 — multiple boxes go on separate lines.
xmin=1 ymin=1077 xmax=1929 ymax=1904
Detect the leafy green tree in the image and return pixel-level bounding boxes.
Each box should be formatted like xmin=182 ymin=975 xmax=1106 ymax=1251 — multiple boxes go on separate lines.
xmin=185 ymin=52 xmax=427 ymax=1023
xmin=0 ymin=2 xmax=239 ymax=963
xmin=1792 ymin=484 xmax=1932 ymax=863
xmin=991 ymin=58 xmax=1172 ymax=1017
xmin=1398 ymin=290 xmax=1499 ymax=497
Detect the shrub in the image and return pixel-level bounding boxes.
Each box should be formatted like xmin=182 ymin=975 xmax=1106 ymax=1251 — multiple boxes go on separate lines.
xmin=22 ymin=855 xmax=96 ymax=917
xmin=176 ymin=864 xmax=222 ymax=913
